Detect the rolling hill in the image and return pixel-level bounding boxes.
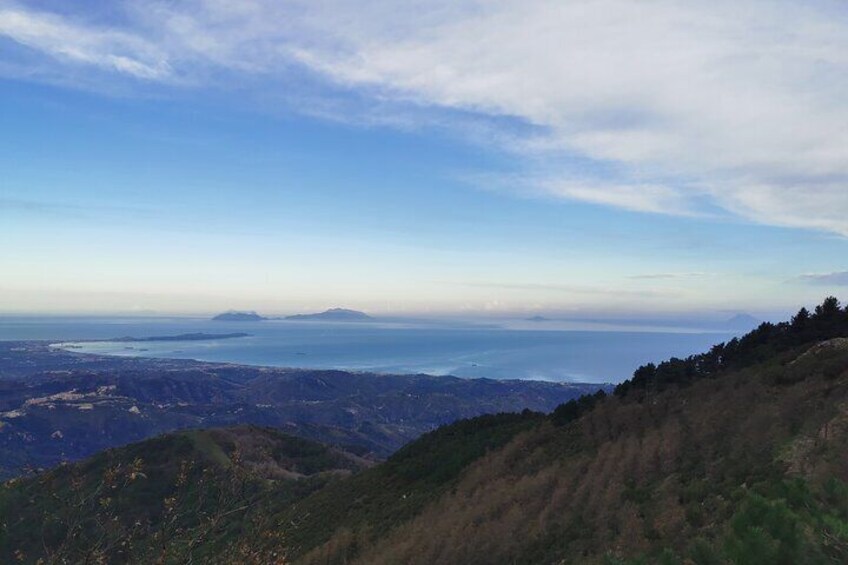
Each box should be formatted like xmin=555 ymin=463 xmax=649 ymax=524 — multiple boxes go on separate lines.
xmin=0 ymin=342 xmax=601 ymax=479
xmin=4 ymin=297 xmax=848 ymax=563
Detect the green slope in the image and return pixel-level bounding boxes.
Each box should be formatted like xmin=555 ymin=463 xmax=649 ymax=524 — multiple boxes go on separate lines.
xmin=0 ymin=425 xmax=368 ymax=564
xmin=279 ymin=409 xmax=545 ymax=562
xmin=335 ymin=337 xmax=848 ymax=564
xmin=5 ymin=298 xmax=848 ymax=564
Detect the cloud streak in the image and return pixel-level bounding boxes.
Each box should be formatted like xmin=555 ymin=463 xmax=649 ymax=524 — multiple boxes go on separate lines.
xmin=627 ymin=273 xmax=710 ymax=281
xmin=3 ymin=0 xmax=848 ymax=234
xmin=0 ymin=4 xmax=171 ymax=80
xmin=448 ymin=281 xmax=665 ymax=298
xmin=799 ymin=272 xmax=848 ymax=286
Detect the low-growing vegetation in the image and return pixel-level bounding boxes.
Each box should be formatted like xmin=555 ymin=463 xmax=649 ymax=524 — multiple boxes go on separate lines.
xmin=4 ymin=298 xmax=848 ymax=563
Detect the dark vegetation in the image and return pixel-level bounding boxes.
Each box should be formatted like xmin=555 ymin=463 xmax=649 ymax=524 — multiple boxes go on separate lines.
xmin=325 ymin=298 xmax=848 ymax=564
xmin=279 ymin=410 xmax=544 ymax=563
xmin=4 ymin=298 xmax=848 ymax=563
xmin=0 ymin=414 xmax=539 ymax=564
xmin=0 ymin=426 xmax=368 ymax=564
xmin=551 ymin=388 xmax=607 ymax=426
xmin=614 ymin=296 xmax=848 ymax=397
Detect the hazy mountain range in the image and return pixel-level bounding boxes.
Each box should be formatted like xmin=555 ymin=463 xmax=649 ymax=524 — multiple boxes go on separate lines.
xmin=213 ymin=308 xmax=373 ymax=322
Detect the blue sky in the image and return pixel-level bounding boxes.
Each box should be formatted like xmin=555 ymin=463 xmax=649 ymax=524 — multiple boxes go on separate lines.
xmin=2 ymin=0 xmax=848 ymax=317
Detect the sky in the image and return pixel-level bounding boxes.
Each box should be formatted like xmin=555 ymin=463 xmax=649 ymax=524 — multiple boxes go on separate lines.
xmin=2 ymin=0 xmax=848 ymax=318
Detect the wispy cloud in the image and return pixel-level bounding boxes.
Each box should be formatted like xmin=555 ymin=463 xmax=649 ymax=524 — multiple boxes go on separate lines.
xmin=538 ymin=180 xmax=696 ymax=216
xmin=0 ymin=198 xmax=149 ymax=218
xmin=3 ymin=0 xmax=848 ymax=234
xmin=799 ymin=272 xmax=848 ymax=286
xmin=0 ymin=3 xmax=170 ymax=80
xmin=447 ymin=281 xmax=665 ymax=298
xmin=627 ymin=272 xmax=710 ymax=281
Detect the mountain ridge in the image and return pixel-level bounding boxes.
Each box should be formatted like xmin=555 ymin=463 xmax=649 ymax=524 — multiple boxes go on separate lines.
xmin=4 ymin=297 xmax=848 ymax=563
xmin=212 ymin=311 xmax=266 ymax=322
xmin=0 ymin=342 xmax=601 ymax=479
xmin=284 ymin=308 xmax=372 ymax=321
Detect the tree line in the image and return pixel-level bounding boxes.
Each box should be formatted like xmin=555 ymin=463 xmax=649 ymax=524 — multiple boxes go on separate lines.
xmin=613 ymin=296 xmax=848 ymax=397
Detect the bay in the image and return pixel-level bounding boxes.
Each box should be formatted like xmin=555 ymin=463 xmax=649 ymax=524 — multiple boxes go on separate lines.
xmin=0 ymin=316 xmax=735 ymax=383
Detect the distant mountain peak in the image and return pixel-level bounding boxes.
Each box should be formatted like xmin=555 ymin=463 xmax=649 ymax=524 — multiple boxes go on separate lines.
xmin=725 ymin=313 xmax=760 ymax=329
xmin=285 ymin=308 xmax=372 ymax=321
xmin=212 ymin=311 xmax=266 ymax=322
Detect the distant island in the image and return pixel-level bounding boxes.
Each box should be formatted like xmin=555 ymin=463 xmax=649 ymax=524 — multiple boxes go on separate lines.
xmin=212 ymin=308 xmax=373 ymax=322
xmin=526 ymin=315 xmax=551 ymax=322
xmin=212 ymin=311 xmax=267 ymax=322
xmin=285 ymin=308 xmax=373 ymax=321
xmin=109 ymin=333 xmax=251 ymax=342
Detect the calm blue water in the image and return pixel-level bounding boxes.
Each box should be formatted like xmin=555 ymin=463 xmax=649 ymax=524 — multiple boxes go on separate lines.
xmin=0 ymin=316 xmax=736 ymax=383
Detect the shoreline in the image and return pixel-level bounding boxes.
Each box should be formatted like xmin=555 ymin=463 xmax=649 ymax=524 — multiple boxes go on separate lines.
xmin=33 ymin=340 xmax=602 ymax=387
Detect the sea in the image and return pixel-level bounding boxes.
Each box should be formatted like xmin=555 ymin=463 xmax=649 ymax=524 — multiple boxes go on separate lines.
xmin=0 ymin=316 xmax=739 ymax=384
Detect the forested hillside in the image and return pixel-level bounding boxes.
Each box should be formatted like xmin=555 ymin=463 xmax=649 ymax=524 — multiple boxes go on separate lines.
xmin=0 ymin=426 xmax=370 ymax=563
xmin=4 ymin=298 xmax=848 ymax=563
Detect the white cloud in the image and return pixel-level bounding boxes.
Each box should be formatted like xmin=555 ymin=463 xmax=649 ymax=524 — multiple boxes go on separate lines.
xmin=538 ymin=179 xmax=694 ymax=216
xmin=2 ymin=0 xmax=848 ymax=234
xmin=0 ymin=4 xmax=171 ymax=80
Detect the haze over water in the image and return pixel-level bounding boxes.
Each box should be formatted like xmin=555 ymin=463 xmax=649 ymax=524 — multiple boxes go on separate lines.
xmin=1 ymin=316 xmax=735 ymax=384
